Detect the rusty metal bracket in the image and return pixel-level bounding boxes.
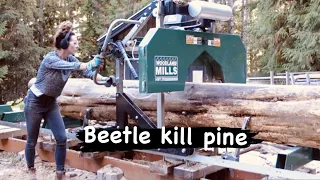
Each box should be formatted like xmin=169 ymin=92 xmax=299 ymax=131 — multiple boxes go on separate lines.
xmin=221 ymin=116 xmax=252 ymax=161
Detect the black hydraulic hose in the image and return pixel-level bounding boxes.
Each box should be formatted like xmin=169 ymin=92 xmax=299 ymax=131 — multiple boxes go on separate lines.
xmin=115 ymin=41 xmax=138 ymax=79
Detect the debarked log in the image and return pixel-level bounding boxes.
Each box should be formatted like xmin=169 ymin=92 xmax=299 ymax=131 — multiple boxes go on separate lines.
xmin=28 ymin=78 xmax=320 ymax=148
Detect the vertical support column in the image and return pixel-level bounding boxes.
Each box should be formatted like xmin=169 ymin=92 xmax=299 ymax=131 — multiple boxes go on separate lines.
xmin=116 ymin=57 xmax=128 ymax=128
xmin=157 ymin=93 xmax=165 ymax=128
xmin=155 ymin=1 xmax=164 ymax=28
xmin=116 ymin=58 xmax=124 ymax=93
xmin=208 ymin=0 xmax=219 ymax=156
xmin=156 ymin=0 xmax=165 ymax=128
xmin=209 ymin=0 xmax=215 ymax=33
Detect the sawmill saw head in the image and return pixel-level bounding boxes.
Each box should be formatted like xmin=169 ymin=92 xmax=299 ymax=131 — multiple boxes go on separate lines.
xmin=92 ymin=0 xmax=247 ymax=157
xmin=138 ymin=28 xmax=246 ymax=93
xmin=97 ymin=0 xmax=247 ymax=93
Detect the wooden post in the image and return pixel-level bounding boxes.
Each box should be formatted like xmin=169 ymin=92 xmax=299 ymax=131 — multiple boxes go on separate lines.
xmin=270 ymin=71 xmax=274 ymax=85
xmin=306 ymin=73 xmax=310 ymax=85
xmin=290 ymin=73 xmax=295 ymax=85
xmin=285 ymin=71 xmax=290 ymax=85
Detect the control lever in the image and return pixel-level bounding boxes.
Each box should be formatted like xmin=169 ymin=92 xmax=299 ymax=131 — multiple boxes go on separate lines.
xmin=93 ymin=58 xmax=107 ymax=85
xmin=115 ymin=41 xmax=138 ymax=79
xmin=94 ymin=19 xmax=141 ymax=85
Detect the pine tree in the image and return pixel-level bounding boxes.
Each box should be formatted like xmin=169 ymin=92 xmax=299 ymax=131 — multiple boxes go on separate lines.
xmin=211 ymin=0 xmax=244 ymax=35
xmin=248 ymin=0 xmax=320 ymax=75
xmin=282 ymin=0 xmax=320 ymax=71
xmin=0 ymin=0 xmax=43 ymax=103
xmin=39 ymin=0 xmax=81 ymax=50
xmin=78 ymin=0 xmax=109 ymax=60
xmin=0 ymin=21 xmax=9 ymax=82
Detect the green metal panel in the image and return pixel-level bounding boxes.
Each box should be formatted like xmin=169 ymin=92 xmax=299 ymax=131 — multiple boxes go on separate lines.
xmin=276 ymin=147 xmax=319 ymax=170
xmin=138 ymin=28 xmax=246 ymax=93
xmin=2 ymin=111 xmax=25 ymax=122
xmin=0 ymin=105 xmax=12 ymax=117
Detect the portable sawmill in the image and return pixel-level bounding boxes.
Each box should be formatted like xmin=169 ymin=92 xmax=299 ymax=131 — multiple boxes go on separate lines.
xmin=0 ymin=1 xmax=319 ymax=179
xmin=92 ymin=0 xmax=246 ymax=157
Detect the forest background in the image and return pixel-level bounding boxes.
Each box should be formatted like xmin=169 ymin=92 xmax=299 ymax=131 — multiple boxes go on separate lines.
xmin=0 ymin=0 xmax=319 ymax=104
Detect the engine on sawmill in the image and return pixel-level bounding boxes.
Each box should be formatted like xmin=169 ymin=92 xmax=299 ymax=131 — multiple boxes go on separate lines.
xmin=161 ymin=0 xmax=232 ymax=32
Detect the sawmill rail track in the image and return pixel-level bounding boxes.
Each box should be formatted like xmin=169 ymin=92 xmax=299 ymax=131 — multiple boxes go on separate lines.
xmin=0 ymin=121 xmax=319 ymax=180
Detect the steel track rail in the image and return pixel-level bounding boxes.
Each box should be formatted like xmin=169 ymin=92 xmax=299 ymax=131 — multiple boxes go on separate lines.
xmin=2 ymin=121 xmax=319 ymax=179
xmin=135 ymin=150 xmax=320 ymax=179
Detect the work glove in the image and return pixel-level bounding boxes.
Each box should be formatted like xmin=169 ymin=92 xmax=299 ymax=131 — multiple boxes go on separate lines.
xmin=87 ymin=55 xmax=103 ymax=71
xmin=102 ymin=76 xmax=119 ymax=87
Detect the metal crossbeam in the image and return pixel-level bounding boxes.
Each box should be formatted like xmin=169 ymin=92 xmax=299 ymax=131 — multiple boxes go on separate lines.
xmin=135 ymin=150 xmax=320 ymax=179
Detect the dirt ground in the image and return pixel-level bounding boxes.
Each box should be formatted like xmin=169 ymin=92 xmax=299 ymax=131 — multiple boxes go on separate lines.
xmin=0 ymin=151 xmax=97 ymax=180
xmin=0 ymin=142 xmax=319 ymax=180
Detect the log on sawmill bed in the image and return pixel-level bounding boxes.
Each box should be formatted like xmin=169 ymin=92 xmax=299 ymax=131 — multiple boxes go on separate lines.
xmin=28 ymin=78 xmax=320 ymax=148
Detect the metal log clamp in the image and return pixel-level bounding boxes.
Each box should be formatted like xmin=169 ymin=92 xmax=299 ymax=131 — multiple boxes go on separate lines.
xmin=221 ymin=116 xmax=252 ymax=161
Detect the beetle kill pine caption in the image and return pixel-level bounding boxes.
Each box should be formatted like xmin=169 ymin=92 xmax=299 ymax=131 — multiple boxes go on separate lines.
xmin=84 ymin=126 xmax=248 ymax=150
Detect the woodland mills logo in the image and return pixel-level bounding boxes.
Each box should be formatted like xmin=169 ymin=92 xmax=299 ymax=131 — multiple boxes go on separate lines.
xmin=154 ymin=56 xmax=178 ymax=81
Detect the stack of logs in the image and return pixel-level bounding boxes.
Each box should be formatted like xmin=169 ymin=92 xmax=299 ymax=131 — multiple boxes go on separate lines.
xmin=28 ymin=78 xmax=320 ymax=149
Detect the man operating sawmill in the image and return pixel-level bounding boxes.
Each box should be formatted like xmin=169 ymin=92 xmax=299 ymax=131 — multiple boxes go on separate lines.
xmin=23 ymin=21 xmax=118 ymax=180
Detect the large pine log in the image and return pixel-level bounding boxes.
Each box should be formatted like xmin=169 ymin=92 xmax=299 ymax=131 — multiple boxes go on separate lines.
xmin=28 ymin=78 xmax=320 ymax=148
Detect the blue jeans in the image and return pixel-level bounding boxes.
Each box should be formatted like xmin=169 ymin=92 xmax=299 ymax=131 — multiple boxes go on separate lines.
xmin=23 ymin=90 xmax=67 ymax=171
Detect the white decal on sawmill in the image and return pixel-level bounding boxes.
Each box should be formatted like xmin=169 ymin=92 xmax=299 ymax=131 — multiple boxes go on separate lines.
xmin=154 ymin=56 xmax=178 ymax=81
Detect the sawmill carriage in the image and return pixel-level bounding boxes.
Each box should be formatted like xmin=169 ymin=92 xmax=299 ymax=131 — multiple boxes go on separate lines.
xmin=0 ymin=0 xmax=319 ymax=179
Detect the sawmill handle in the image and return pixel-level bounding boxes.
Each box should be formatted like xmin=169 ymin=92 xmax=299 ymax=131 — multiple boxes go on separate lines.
xmin=100 ymin=19 xmax=141 ymax=52
xmin=93 ymin=61 xmax=108 ymax=85
xmin=93 ymin=19 xmax=142 ymax=85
